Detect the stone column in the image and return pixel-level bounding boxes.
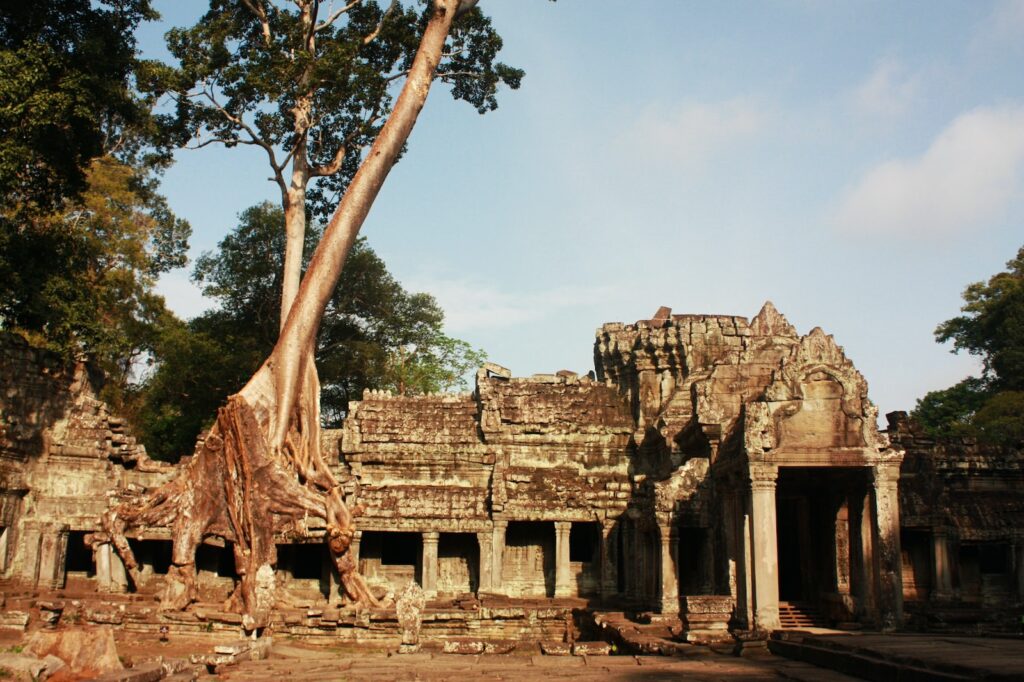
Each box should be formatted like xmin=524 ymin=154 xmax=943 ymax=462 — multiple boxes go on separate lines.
xmin=871 ymin=464 xmax=903 ymax=629
xmin=491 ymin=519 xmax=507 ymax=594
xmin=554 ymin=521 xmax=572 ymax=598
xmin=599 ymin=520 xmax=617 ymax=601
xmin=351 ymin=530 xmax=362 ymax=570
xmin=110 ymin=550 xmax=128 ymax=593
xmin=748 ymin=464 xmax=780 ymax=631
xmin=0 ymin=526 xmax=9 ymax=574
xmin=37 ymin=527 xmax=69 ymax=590
xmin=931 ymin=529 xmax=953 ymax=600
xmin=421 ymin=531 xmax=439 ymax=597
xmin=622 ymin=521 xmax=637 ymax=601
xmin=96 ymin=543 xmax=113 ymax=593
xmin=476 ymin=532 xmax=493 ymax=593
xmin=835 ymin=499 xmax=851 ymax=595
xmin=658 ymin=522 xmax=679 ymax=614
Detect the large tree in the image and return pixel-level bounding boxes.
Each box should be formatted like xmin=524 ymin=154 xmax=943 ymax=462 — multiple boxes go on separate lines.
xmin=133 ymin=202 xmax=484 ymax=460
xmin=100 ymin=0 xmax=514 ymax=629
xmin=914 ymin=245 xmax=1024 ymax=446
xmin=154 ymin=0 xmax=520 ymax=326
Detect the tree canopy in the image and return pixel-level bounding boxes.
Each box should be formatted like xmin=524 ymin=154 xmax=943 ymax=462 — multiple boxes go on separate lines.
xmin=913 ymin=245 xmax=1024 ymax=446
xmin=0 ymin=156 xmax=190 ymax=391
xmin=0 ymin=0 xmax=167 ymax=215
xmin=150 ymin=0 xmax=522 ymax=324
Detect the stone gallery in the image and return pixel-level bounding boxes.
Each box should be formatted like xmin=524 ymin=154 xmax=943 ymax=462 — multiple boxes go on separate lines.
xmin=1 ymin=302 xmax=1022 ymax=642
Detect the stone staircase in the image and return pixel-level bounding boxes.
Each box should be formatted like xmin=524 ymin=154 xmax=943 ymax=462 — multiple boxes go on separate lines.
xmin=778 ymin=601 xmax=827 ymax=629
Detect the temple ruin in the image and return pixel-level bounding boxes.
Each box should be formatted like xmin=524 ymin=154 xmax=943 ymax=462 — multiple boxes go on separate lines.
xmin=2 ymin=301 xmax=1023 ymax=642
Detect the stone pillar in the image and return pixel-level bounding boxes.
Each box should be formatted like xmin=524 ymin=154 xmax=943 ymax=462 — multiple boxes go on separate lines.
xmin=476 ymin=532 xmax=493 ymax=594
xmin=853 ymin=489 xmax=877 ymax=616
xmin=96 ymin=543 xmax=113 ymax=593
xmin=554 ymin=521 xmax=572 ymax=598
xmin=835 ymin=499 xmax=851 ymax=595
xmin=599 ymin=520 xmax=617 ymax=601
xmin=421 ymin=531 xmax=439 ymax=597
xmin=37 ymin=527 xmax=69 ymax=590
xmin=728 ymin=489 xmax=753 ymax=629
xmin=871 ymin=464 xmax=903 ymax=629
xmin=0 ymin=526 xmax=9 ymax=574
xmin=748 ymin=464 xmax=780 ymax=631
xmin=622 ymin=520 xmax=637 ymax=601
xmin=491 ymin=519 xmax=507 ymax=594
xmin=350 ymin=530 xmax=362 ymax=572
xmin=701 ymin=531 xmax=716 ymax=594
xmin=658 ymin=522 xmax=679 ymax=613
xmin=109 ymin=550 xmax=128 ymax=593
xmin=931 ymin=529 xmax=953 ymax=600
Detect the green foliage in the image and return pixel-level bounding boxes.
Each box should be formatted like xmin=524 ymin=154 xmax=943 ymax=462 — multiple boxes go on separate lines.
xmin=0 ymin=0 xmax=165 ymax=215
xmin=153 ymin=0 xmax=522 ymax=219
xmin=934 ymin=246 xmax=1024 ymax=392
xmin=0 ymin=157 xmax=190 ymax=390
xmin=132 ymin=203 xmax=484 ymax=460
xmin=914 ymin=246 xmax=1024 ymax=446
xmin=912 ymin=377 xmax=988 ymax=440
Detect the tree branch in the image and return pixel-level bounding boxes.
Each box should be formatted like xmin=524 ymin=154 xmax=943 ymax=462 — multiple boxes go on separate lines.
xmin=199 ymin=86 xmax=287 ymax=194
xmin=360 ymin=0 xmax=398 ymax=44
xmin=240 ymin=0 xmax=273 ymax=46
xmin=315 ymin=0 xmax=362 ymax=33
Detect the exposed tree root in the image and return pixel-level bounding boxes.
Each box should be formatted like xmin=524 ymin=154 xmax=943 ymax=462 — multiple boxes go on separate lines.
xmin=94 ymin=363 xmax=382 ymax=630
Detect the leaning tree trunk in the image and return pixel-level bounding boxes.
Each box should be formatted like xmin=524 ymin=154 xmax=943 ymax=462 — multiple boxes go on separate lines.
xmin=96 ymin=0 xmax=461 ymax=631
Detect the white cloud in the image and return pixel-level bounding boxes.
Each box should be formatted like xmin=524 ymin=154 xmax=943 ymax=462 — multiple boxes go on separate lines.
xmin=405 ymin=278 xmax=621 ymax=334
xmin=852 ymin=58 xmax=920 ymax=117
xmin=618 ymin=98 xmax=766 ymax=166
xmin=832 ymin=105 xmax=1024 ymax=235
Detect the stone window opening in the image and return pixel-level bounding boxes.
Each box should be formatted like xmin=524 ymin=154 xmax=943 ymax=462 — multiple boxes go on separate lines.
xmin=127 ymin=539 xmax=172 ymax=576
xmin=979 ymin=544 xmax=1011 ymax=575
xmin=195 ymin=542 xmax=239 ymax=580
xmin=276 ymin=543 xmax=324 ymax=581
xmin=359 ymin=531 xmax=422 ymax=588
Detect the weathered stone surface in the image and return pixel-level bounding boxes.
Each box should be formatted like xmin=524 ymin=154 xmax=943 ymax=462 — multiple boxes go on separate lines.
xmin=24 ymin=625 xmax=123 ymax=677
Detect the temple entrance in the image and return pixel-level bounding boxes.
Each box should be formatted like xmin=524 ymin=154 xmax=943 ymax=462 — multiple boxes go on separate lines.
xmin=775 ymin=467 xmax=872 ymax=616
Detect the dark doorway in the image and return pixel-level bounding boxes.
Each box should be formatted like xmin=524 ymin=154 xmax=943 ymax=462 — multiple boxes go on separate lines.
xmin=64 ymin=530 xmax=95 ymax=576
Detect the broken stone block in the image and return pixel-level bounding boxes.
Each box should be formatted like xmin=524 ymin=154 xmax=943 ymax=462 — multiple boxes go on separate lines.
xmin=572 ymin=641 xmax=612 ymax=656
xmin=540 ymin=641 xmax=572 ymax=656
xmin=442 ymin=639 xmax=484 ymax=654
xmin=24 ymin=625 xmax=123 ymax=678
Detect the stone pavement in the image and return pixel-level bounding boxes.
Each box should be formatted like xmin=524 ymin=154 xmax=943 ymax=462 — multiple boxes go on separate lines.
xmin=770 ymin=631 xmax=1024 ymax=681
xmin=219 ymin=643 xmax=790 ymax=681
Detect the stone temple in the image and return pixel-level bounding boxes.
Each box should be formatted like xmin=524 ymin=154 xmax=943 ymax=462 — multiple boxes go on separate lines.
xmin=1 ymin=302 xmax=1022 ymax=644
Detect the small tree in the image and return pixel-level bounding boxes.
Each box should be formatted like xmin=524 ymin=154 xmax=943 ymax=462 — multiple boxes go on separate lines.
xmin=100 ymin=0 xmax=510 ymax=629
xmin=914 ymin=245 xmax=1024 ymax=446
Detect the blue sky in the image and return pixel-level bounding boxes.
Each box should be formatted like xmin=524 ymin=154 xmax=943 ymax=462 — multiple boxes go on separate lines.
xmin=142 ymin=1 xmax=1024 ymax=417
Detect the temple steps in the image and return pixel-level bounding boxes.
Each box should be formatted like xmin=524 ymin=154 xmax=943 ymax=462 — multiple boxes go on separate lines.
xmin=778 ymin=601 xmax=828 ymax=629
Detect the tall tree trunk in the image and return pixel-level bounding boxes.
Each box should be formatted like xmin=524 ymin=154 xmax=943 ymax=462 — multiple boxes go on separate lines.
xmin=97 ymin=0 xmax=462 ymax=631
